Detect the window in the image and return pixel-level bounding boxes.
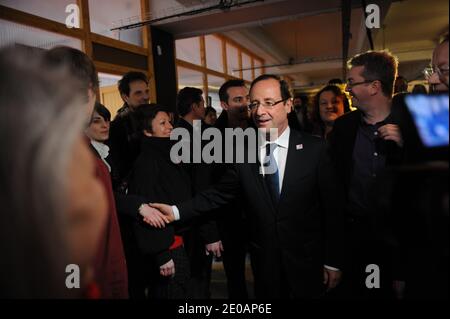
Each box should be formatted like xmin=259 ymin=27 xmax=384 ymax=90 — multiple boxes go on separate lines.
xmin=226 ymin=43 xmax=239 ymax=77
xmin=205 ymin=35 xmax=223 ymax=73
xmin=1 ymin=0 xmax=76 ymax=25
xmin=177 ymin=66 xmax=203 ymax=91
xmin=89 ymin=0 xmax=143 ymax=46
xmin=0 ymin=19 xmax=82 ymax=50
xmin=98 ymin=73 xmax=122 ymax=119
xmin=254 ymin=59 xmax=263 ymax=78
xmin=176 ymin=37 xmax=201 ymax=66
xmin=242 ymin=53 xmax=252 ymax=81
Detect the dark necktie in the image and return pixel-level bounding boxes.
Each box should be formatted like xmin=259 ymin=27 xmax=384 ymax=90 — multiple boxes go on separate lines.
xmin=264 ymin=143 xmax=280 ymax=204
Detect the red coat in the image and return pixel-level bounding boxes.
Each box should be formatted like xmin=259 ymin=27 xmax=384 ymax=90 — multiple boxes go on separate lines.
xmin=91 ymin=145 xmax=129 ymax=298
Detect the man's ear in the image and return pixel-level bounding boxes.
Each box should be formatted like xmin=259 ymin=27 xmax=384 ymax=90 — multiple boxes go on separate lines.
xmin=284 ymin=98 xmax=293 ymax=114
xmin=221 ymin=101 xmax=229 ymax=111
xmin=371 ymin=80 xmax=382 ymax=95
xmin=121 ymin=93 xmax=129 ymax=104
xmin=143 ymin=130 xmax=152 ymax=137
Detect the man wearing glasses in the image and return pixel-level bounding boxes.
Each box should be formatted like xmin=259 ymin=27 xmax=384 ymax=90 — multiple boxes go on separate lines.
xmin=328 ymin=51 xmax=404 ymax=299
xmin=148 ymin=74 xmax=345 ymax=299
xmin=425 ymin=33 xmax=449 ymax=93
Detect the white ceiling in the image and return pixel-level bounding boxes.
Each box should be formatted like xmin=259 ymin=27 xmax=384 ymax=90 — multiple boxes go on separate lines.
xmin=150 ymin=0 xmax=448 ymax=90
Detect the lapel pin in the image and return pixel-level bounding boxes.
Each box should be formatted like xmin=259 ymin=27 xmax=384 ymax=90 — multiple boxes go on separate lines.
xmin=296 ymin=144 xmax=303 ymax=150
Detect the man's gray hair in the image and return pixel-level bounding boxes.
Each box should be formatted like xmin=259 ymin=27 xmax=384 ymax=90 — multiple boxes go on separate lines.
xmin=0 ymin=46 xmax=88 ymax=298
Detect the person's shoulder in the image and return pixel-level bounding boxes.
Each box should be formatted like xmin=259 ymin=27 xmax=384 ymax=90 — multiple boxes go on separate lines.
xmin=290 ymin=128 xmax=326 ymax=148
xmin=332 ymin=110 xmax=361 ymax=132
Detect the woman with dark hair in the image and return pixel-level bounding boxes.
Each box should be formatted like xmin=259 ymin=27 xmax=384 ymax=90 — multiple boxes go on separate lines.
xmin=204 ymin=106 xmax=217 ymax=126
xmin=312 ymin=85 xmax=351 ymax=138
xmin=126 ymin=104 xmax=191 ymax=299
xmin=86 ymin=102 xmax=112 ymax=171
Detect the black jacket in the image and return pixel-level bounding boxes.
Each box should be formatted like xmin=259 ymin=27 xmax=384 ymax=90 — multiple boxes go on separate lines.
xmin=175 ymin=118 xmax=221 ymax=244
xmin=108 ymin=105 xmax=141 ymax=189
xmin=328 ymin=109 xmax=404 ymax=195
xmin=127 ymin=137 xmax=192 ymax=265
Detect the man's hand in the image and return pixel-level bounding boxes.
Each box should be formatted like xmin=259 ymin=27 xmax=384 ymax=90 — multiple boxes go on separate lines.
xmin=378 ymin=124 xmax=403 ymax=147
xmin=139 ymin=204 xmax=169 ymax=228
xmin=149 ymin=203 xmax=175 ymax=223
xmin=205 ymin=241 xmax=224 ymax=258
xmin=323 ymin=267 xmax=342 ymax=291
xmin=160 ymin=259 xmax=175 ymax=277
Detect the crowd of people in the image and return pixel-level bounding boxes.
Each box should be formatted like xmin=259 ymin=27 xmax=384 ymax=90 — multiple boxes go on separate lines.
xmin=0 ymin=32 xmax=447 ymax=299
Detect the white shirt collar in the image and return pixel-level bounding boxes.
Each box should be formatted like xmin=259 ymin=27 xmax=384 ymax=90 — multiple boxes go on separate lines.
xmin=259 ymin=126 xmax=290 ymax=149
xmin=90 ymin=140 xmax=110 ymax=159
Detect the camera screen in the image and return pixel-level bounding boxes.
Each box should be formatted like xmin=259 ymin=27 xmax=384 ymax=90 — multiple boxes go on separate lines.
xmin=405 ymin=94 xmax=449 ymax=148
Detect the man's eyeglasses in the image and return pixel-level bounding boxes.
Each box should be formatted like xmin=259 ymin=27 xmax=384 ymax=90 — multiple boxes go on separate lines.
xmin=345 ymin=79 xmax=378 ymax=89
xmin=423 ymin=65 xmax=450 ymax=79
xmin=248 ymin=98 xmax=288 ymax=111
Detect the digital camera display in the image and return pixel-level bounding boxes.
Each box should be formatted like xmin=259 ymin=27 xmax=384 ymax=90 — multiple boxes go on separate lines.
xmin=405 ymin=94 xmax=449 ymax=148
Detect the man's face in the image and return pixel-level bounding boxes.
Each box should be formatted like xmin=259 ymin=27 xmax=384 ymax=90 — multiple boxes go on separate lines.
xmin=293 ymin=97 xmax=302 ymax=107
xmin=429 ymin=41 xmax=449 ymax=92
xmin=345 ymin=66 xmax=374 ymax=111
xmin=193 ymin=96 xmax=206 ymax=120
xmin=204 ymin=111 xmax=217 ymax=125
xmin=122 ymin=80 xmax=150 ymax=109
xmin=222 ymin=86 xmax=250 ymax=121
xmin=250 ymin=78 xmax=291 ymax=135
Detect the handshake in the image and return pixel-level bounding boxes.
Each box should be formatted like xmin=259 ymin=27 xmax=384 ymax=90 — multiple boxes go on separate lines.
xmin=139 ymin=203 xmax=175 ymax=228
xmin=138 ymin=203 xmax=225 ymax=258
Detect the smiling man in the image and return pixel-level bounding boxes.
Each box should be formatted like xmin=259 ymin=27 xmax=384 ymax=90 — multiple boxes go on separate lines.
xmin=427 ymin=33 xmax=449 ymax=93
xmin=108 ymin=72 xmax=150 ymax=186
xmin=148 ymin=74 xmax=345 ymax=299
xmin=328 ymin=50 xmax=404 ymax=299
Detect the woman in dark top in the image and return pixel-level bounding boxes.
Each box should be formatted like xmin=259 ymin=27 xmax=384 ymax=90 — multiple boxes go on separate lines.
xmin=127 ymin=104 xmax=191 ymax=299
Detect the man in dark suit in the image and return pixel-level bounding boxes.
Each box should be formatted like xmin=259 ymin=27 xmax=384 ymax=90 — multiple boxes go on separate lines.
xmin=148 ymin=75 xmax=345 ymax=298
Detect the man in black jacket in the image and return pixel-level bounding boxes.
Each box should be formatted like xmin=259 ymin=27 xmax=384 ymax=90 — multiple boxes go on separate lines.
xmin=108 ymin=71 xmax=150 ymax=188
xmin=175 ymin=87 xmax=222 ymax=298
xmin=328 ymin=50 xmax=404 ymax=299
xmin=150 ymin=75 xmax=345 ymax=298
xmin=214 ymin=79 xmax=251 ymax=299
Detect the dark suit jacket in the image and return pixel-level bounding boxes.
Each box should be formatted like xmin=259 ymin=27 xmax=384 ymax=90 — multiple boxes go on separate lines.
xmin=127 ymin=137 xmax=192 ymax=266
xmin=176 ymin=118 xmax=220 ymax=244
xmin=177 ymin=128 xmax=345 ymax=298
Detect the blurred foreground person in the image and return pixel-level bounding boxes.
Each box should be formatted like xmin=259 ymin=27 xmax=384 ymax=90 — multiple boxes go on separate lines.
xmin=0 ymin=47 xmax=107 ymax=298
xmin=44 ymin=46 xmax=128 ymax=298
